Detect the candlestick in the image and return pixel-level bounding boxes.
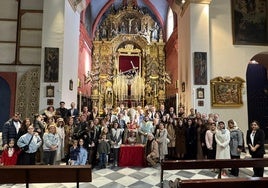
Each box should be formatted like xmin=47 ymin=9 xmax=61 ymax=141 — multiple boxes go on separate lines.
xmin=176 ymin=93 xmax=179 ymax=116
xmin=79 ymin=91 xmax=82 ymax=114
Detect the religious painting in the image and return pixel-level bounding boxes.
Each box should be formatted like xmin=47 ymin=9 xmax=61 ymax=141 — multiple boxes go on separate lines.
xmin=47 ymin=99 xmax=54 ymax=105
xmin=231 ymin=0 xmax=268 ymax=45
xmin=194 ymin=52 xmax=207 ymax=85
xmin=197 ymin=88 xmax=204 ymax=99
xmin=210 ymin=76 xmax=245 ymax=107
xmin=44 ymin=47 xmax=59 ymax=82
xmin=198 ymin=100 xmax=204 ymax=107
xmin=46 ymin=85 xmax=54 ymax=98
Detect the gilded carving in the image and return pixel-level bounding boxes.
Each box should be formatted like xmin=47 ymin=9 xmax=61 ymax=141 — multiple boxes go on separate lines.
xmin=210 ymin=76 xmax=245 ymax=107
xmin=92 ymin=1 xmax=170 ymax=109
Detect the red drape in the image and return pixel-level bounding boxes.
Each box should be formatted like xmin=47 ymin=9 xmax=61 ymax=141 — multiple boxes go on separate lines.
xmin=119 ymin=56 xmax=140 ymax=72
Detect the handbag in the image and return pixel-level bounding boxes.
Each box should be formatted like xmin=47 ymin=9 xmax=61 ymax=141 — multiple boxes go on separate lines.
xmin=21 ymin=135 xmax=34 ymax=152
xmin=166 ymin=138 xmax=170 ymax=144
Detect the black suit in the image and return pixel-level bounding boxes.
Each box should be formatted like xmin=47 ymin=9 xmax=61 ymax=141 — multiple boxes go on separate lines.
xmin=246 ymin=129 xmax=265 ymax=177
xmin=67 ymin=108 xmax=79 ymax=118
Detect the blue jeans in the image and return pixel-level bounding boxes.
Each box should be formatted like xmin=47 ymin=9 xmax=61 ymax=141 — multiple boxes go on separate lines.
xmin=99 ymin=153 xmax=107 ymax=167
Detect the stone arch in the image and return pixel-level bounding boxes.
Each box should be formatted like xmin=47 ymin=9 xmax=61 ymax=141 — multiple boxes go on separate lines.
xmin=246 ymin=51 xmax=268 ymax=143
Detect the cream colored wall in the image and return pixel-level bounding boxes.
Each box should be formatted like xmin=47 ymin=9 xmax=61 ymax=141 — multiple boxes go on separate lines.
xmin=39 ymin=0 xmax=80 ymax=112
xmin=210 ymin=0 xmax=267 ymax=134
xmin=177 ymin=0 xmax=268 ymax=135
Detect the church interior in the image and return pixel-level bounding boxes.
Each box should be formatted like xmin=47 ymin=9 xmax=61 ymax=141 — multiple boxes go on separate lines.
xmin=0 ymin=0 xmax=268 ymax=187
xmin=1 ymin=0 xmax=268 ymax=142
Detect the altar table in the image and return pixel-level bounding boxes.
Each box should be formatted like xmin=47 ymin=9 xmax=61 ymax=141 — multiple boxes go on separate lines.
xmin=119 ymin=144 xmax=145 ymax=167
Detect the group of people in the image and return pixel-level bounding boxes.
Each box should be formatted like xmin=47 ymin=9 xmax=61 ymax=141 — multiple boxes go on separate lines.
xmin=0 ymin=102 xmax=266 ymax=177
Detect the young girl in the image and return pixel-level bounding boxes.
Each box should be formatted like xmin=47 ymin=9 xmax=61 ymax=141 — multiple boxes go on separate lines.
xmin=74 ymin=139 xmax=88 ymax=165
xmin=1 ymin=139 xmax=20 ymax=165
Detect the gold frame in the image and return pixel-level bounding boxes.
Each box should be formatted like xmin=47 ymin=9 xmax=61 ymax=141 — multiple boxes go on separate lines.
xmin=197 ymin=88 xmax=204 ymax=99
xmin=210 ymin=77 xmax=245 ymax=107
xmin=46 ymin=85 xmax=54 ymax=98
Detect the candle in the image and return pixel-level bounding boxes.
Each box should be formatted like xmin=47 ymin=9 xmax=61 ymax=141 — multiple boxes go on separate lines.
xmin=79 ymin=91 xmax=82 ymax=114
xmin=176 ymin=93 xmax=179 ymax=116
xmin=193 ymin=88 xmax=196 ymax=111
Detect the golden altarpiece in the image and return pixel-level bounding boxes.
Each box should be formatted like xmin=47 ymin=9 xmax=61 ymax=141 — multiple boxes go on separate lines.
xmin=88 ymin=2 xmax=171 ymax=112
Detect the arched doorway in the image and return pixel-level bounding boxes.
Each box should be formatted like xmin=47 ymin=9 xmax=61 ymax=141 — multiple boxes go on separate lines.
xmin=246 ymin=52 xmax=268 ymax=143
xmin=0 ymin=77 xmax=11 ymax=131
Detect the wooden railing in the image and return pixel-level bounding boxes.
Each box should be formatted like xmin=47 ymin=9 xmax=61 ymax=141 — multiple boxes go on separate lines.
xmin=0 ymin=165 xmax=92 ymax=188
xmin=161 ymin=158 xmax=268 ymax=188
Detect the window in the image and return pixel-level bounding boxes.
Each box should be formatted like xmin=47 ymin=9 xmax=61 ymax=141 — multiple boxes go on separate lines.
xmin=166 ymin=7 xmax=174 ymax=40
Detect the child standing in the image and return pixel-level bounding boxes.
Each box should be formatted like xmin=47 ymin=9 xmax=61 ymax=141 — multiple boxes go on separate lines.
xmin=68 ymin=139 xmax=80 ymax=165
xmin=97 ymin=133 xmax=110 ymax=168
xmin=110 ymin=122 xmax=123 ymax=167
xmin=1 ymin=139 xmax=20 ymax=165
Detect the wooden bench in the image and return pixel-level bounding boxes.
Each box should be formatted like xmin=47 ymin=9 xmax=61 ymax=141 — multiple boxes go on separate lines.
xmin=0 ymin=165 xmax=92 ymax=188
xmin=161 ymin=158 xmax=268 ymax=188
xmin=178 ymin=177 xmax=268 ymax=188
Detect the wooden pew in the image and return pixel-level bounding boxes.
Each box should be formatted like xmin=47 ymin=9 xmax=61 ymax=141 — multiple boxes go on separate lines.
xmin=0 ymin=165 xmax=92 ymax=188
xmin=178 ymin=177 xmax=268 ymax=188
xmin=161 ymin=158 xmax=268 ymax=188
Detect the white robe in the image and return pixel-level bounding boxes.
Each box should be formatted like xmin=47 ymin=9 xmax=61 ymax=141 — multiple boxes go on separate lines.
xmin=215 ymin=129 xmax=231 ymax=159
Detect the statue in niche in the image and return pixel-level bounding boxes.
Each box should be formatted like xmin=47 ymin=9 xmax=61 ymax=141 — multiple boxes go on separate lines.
xmin=105 ymin=87 xmax=113 ymax=107
xmin=95 ymin=29 xmax=100 ymax=41
xmin=120 ymin=21 xmax=127 ymax=33
xmin=151 ymin=22 xmax=159 ymax=41
xmin=110 ymin=25 xmax=118 ymax=38
xmin=133 ymin=21 xmax=139 ymax=34
xmin=92 ymin=82 xmax=99 ymax=95
xmin=140 ymin=22 xmax=149 ymax=37
xmin=100 ymin=25 xmax=107 ymax=39
xmin=145 ymin=82 xmax=153 ymax=104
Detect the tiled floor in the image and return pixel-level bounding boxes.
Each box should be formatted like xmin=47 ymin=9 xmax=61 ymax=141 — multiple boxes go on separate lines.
xmin=0 ymin=165 xmax=267 ymax=188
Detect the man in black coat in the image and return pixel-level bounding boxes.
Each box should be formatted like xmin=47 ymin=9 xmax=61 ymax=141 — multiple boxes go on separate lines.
xmin=56 ymin=101 xmax=68 ymax=120
xmin=2 ymin=112 xmax=21 ymax=149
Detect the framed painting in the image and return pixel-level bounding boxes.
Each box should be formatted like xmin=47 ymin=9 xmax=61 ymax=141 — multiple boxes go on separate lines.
xmin=44 ymin=47 xmax=59 ymax=82
xmin=197 ymin=88 xmax=204 ymax=99
xmin=210 ymin=76 xmax=245 ymax=107
xmin=46 ymin=85 xmax=54 ymax=98
xmin=198 ymin=100 xmax=204 ymax=107
xmin=194 ymin=52 xmax=207 ymax=85
xmin=231 ymin=0 xmax=268 ymax=45
xmin=47 ymin=99 xmax=54 ymax=105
